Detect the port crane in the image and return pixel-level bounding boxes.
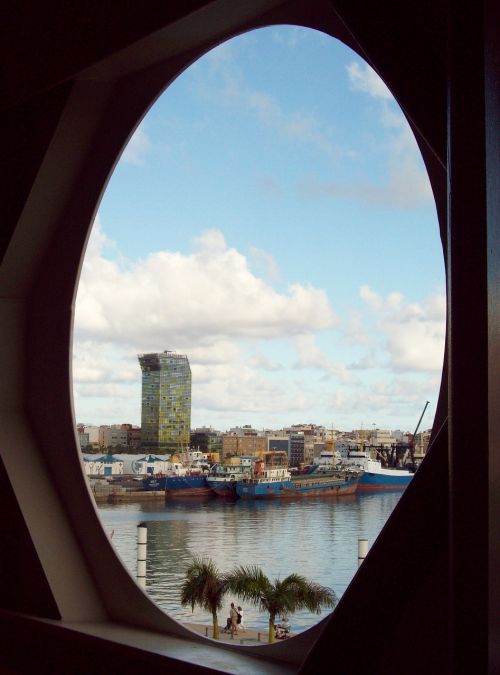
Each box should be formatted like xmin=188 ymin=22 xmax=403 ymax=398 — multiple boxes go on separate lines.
xmin=403 ymin=401 xmax=430 ymax=468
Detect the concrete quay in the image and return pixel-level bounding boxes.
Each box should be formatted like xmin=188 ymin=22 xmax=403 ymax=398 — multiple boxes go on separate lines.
xmin=91 ymin=483 xmax=165 ymax=503
xmin=184 ymin=622 xmax=284 ymax=645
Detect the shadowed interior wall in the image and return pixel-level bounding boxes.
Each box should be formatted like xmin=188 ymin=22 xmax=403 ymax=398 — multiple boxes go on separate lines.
xmin=0 ymin=1 xmax=497 ymax=673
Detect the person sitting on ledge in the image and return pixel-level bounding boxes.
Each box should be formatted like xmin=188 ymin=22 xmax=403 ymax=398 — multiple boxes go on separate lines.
xmin=275 ymin=616 xmax=291 ymax=639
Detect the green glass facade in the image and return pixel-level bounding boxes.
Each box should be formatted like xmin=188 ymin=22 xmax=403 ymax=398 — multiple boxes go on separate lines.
xmin=138 ymin=351 xmax=191 ymax=451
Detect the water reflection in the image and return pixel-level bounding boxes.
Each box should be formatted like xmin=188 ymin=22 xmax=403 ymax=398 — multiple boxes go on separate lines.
xmin=98 ymin=492 xmax=401 ymax=632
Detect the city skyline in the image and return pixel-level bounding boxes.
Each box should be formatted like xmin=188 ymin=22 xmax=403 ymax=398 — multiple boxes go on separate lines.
xmin=73 ymin=26 xmax=444 ymax=433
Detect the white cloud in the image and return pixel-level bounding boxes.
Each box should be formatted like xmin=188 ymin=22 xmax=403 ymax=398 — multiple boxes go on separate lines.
xmin=293 ymin=334 xmax=352 ymax=383
xmin=346 ymin=62 xmax=393 ymax=100
xmin=73 ymin=224 xmax=442 ymax=429
xmin=325 ymin=376 xmax=438 ymax=428
xmin=248 ymin=353 xmax=283 ymax=371
xmin=73 ymin=220 xmax=338 ymax=426
xmin=341 ymin=310 xmax=369 ymax=346
xmin=76 ymin=221 xmax=337 ymax=348
xmin=359 ymin=285 xmax=446 ymax=373
xmin=248 ymin=246 xmax=280 ymax=283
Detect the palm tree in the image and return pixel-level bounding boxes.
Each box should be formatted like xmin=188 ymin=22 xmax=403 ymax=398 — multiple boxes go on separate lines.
xmin=180 ymin=556 xmax=227 ymax=640
xmin=226 ymin=565 xmax=337 ymax=644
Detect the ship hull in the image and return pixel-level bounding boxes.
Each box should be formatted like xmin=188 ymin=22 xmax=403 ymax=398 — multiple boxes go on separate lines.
xmin=142 ymin=476 xmax=166 ymax=491
xmin=206 ymin=479 xmax=238 ymax=498
xmin=164 ymin=475 xmax=212 ymax=497
xmin=357 ymin=470 xmax=412 ymax=491
xmin=236 ymin=474 xmax=360 ymax=499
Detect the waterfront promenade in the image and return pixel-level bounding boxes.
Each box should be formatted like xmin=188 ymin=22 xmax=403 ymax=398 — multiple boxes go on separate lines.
xmin=98 ymin=492 xmax=401 ymax=632
xmin=184 ymin=622 xmax=283 ymax=644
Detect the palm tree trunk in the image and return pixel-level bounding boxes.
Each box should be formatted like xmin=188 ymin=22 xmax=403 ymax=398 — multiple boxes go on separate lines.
xmin=212 ymin=610 xmax=219 ymax=640
xmin=268 ymin=613 xmax=276 ymax=644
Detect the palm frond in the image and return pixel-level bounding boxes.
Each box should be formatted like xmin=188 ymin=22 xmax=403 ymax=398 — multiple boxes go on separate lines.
xmin=225 ymin=565 xmax=273 ymax=611
xmin=180 ymin=555 xmax=227 ymax=613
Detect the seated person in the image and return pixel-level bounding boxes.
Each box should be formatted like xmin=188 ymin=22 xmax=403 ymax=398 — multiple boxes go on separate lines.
xmin=275 ymin=616 xmax=291 ymax=638
xmin=274 ymin=624 xmax=285 ymax=639
xmin=281 ymin=616 xmax=291 ymax=634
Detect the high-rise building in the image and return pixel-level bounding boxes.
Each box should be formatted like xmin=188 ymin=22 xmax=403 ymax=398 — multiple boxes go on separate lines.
xmin=138 ymin=351 xmax=191 ymax=451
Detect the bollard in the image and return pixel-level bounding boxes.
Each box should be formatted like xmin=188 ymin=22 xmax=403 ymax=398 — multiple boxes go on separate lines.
xmin=137 ymin=522 xmax=147 ymax=588
xmin=358 ymin=538 xmax=369 ymax=567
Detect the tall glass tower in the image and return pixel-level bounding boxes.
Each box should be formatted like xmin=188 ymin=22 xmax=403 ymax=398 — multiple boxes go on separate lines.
xmin=138 ymin=351 xmax=191 ymax=451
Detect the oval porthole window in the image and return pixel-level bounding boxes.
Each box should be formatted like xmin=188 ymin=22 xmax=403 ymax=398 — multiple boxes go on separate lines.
xmin=73 ymin=25 xmax=444 ymax=640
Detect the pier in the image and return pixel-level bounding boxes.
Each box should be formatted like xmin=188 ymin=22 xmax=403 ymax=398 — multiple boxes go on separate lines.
xmin=91 ymin=481 xmax=166 ymax=503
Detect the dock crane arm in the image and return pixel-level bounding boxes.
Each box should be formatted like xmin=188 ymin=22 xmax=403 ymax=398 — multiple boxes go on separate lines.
xmin=406 ymin=401 xmax=430 ymax=467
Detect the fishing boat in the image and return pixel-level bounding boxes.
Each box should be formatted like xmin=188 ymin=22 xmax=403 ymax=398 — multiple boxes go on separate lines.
xmin=206 ymin=457 xmax=254 ymax=497
xmin=235 ymin=451 xmax=362 ymax=499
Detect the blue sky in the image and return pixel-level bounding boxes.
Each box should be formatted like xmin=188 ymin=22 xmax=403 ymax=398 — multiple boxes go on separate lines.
xmin=73 ymin=26 xmax=445 ymax=433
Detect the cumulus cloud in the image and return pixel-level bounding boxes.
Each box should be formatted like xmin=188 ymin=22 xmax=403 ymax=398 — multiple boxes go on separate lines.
xmin=73 ymin=222 xmax=443 ymax=429
xmin=325 ymin=375 xmax=439 ymax=426
xmin=75 ymin=222 xmax=336 ymax=348
xmin=359 ymin=285 xmax=446 ymax=372
xmin=248 ymin=246 xmax=280 ymax=283
xmin=293 ymin=334 xmax=352 ymax=383
xmin=342 ymin=310 xmax=370 ymax=346
xmin=248 ymin=353 xmax=283 ymax=371
xmin=73 ymin=219 xmax=338 ymax=426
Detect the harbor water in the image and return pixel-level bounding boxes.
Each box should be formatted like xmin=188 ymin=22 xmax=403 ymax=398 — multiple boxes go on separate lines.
xmin=98 ymin=491 xmax=402 ymax=633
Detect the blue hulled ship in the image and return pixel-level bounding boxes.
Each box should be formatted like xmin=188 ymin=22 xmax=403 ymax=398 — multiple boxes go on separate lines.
xmin=235 ymin=451 xmax=362 ymax=499
xmin=206 ymin=457 xmax=254 ymax=497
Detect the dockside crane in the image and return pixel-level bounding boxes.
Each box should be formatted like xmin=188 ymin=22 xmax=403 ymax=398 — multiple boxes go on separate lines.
xmin=404 ymin=401 xmax=430 ymax=469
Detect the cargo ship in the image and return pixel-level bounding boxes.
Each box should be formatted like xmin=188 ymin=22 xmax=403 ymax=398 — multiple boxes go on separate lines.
xmin=341 ymin=449 xmax=413 ymax=491
xmin=235 ymin=451 xmax=362 ymax=499
xmin=142 ymin=472 xmax=212 ymax=496
xmin=206 ymin=457 xmax=254 ymax=497
xmin=164 ymin=473 xmax=212 ymax=498
xmin=141 ymin=451 xmax=213 ymax=497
